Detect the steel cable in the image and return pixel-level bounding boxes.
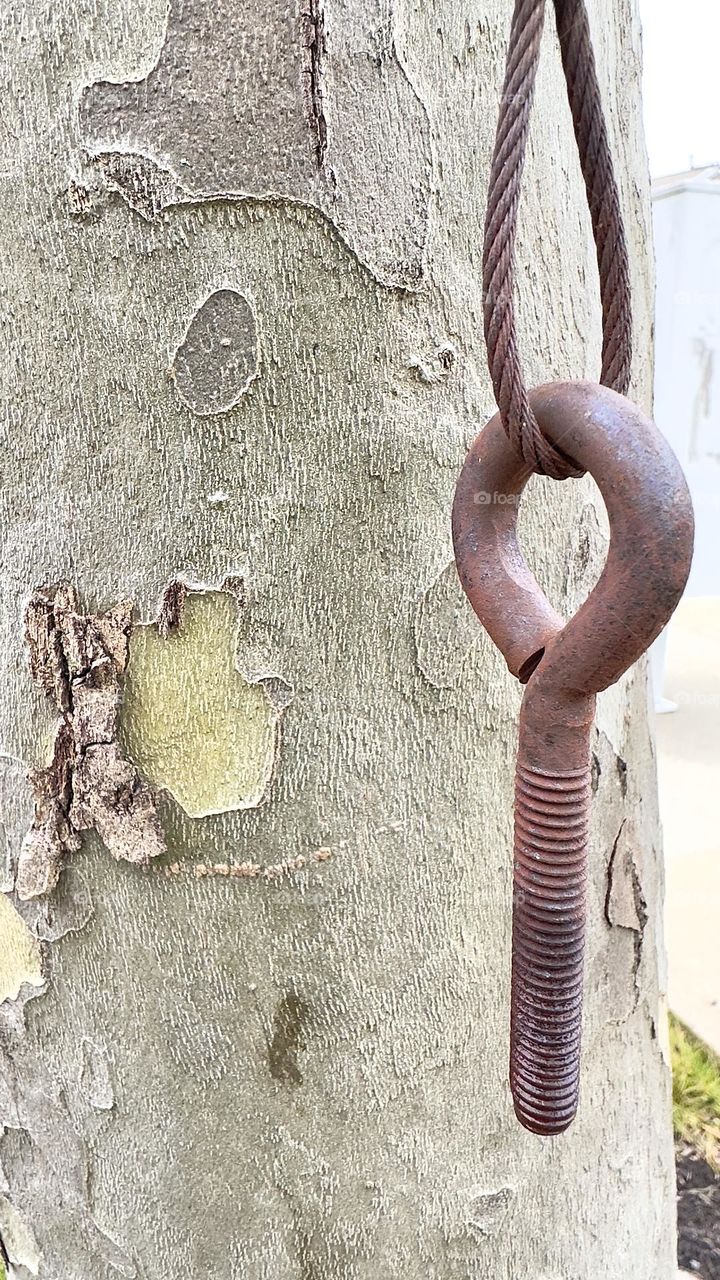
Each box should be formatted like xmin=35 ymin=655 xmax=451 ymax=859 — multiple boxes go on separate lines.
xmin=483 ymin=0 xmax=633 ymax=479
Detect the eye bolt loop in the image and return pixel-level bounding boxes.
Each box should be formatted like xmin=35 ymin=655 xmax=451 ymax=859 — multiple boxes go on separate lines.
xmin=452 ymin=379 xmax=694 ymax=1134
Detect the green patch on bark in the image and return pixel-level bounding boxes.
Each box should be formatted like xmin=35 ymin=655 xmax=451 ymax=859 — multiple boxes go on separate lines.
xmin=0 ymin=894 xmax=43 ymax=1003
xmin=121 ymin=592 xmax=278 ymax=818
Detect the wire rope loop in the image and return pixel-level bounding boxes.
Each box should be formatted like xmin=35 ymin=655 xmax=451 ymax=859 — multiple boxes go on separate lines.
xmin=483 ymin=0 xmax=633 ymax=479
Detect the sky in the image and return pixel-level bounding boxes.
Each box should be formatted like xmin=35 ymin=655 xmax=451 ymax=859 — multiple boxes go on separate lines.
xmin=639 ymin=0 xmax=720 ymax=178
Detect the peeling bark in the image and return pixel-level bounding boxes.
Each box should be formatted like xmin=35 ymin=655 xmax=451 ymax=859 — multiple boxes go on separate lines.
xmin=465 ymin=1186 xmax=514 ymax=1239
xmin=605 ymin=813 xmax=650 ymax=1011
xmin=606 ymin=819 xmax=649 ymax=936
xmin=121 ymin=586 xmax=288 ymax=819
xmin=78 ymin=0 xmax=432 ymax=287
xmin=171 ymin=289 xmax=260 ymax=416
xmin=156 ymin=580 xmax=188 ymax=639
xmin=17 ymin=586 xmax=165 ymax=900
xmin=0 ymin=1195 xmax=41 ymax=1276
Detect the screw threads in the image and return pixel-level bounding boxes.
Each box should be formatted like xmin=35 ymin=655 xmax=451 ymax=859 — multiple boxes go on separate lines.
xmin=510 ymin=760 xmax=591 ymax=1135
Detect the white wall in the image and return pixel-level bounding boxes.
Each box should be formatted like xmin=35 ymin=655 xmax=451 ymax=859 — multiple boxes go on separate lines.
xmin=653 ymin=185 xmax=720 ymax=596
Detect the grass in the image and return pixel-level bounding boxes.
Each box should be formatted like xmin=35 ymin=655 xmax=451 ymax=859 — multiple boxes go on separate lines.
xmin=670 ymin=1012 xmax=720 ymax=1170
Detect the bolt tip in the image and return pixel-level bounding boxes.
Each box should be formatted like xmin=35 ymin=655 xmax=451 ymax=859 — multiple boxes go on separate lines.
xmin=513 ymin=1095 xmax=578 ymax=1136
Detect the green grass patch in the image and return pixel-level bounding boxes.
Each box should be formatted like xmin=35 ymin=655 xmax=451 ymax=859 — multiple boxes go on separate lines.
xmin=670 ymin=1012 xmax=720 ymax=1170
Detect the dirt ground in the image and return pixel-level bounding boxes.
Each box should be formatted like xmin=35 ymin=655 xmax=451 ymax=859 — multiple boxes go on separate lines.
xmin=677 ymin=1143 xmax=720 ymax=1278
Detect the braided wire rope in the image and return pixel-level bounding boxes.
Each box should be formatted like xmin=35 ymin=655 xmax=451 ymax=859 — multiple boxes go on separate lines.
xmin=483 ymin=0 xmax=633 ymax=479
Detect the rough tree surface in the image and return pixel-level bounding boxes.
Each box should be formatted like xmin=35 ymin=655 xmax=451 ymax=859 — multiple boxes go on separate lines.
xmin=0 ymin=2 xmax=675 ymax=1277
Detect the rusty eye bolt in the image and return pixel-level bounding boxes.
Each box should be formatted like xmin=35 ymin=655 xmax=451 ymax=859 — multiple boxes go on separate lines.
xmin=452 ymin=381 xmax=694 ymax=1135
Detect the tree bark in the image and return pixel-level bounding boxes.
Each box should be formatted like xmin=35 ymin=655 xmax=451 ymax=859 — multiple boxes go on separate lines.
xmin=0 ymin=2 xmax=675 ymax=1277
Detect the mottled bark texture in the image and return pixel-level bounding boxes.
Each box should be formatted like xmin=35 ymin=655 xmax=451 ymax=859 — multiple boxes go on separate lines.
xmin=0 ymin=2 xmax=674 ymax=1277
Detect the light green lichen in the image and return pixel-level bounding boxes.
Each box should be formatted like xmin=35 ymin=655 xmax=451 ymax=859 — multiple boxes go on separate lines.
xmin=0 ymin=895 xmax=43 ymax=1003
xmin=121 ymin=592 xmax=279 ymax=818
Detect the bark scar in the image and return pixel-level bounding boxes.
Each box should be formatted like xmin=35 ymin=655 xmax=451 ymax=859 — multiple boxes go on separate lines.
xmin=300 ymin=0 xmax=327 ymax=168
xmin=17 ymin=584 xmax=165 ymax=900
xmin=157 ymin=579 xmax=188 ymax=639
xmin=268 ymin=991 xmax=311 ymax=1085
xmin=604 ymin=818 xmax=648 ymax=1006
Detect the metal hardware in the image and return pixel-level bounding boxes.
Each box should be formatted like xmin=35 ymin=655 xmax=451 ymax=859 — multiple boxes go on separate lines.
xmin=452 ymin=380 xmax=694 ymax=1134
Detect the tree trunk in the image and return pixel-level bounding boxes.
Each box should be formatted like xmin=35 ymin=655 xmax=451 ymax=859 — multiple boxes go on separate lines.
xmin=0 ymin=2 xmax=675 ymax=1277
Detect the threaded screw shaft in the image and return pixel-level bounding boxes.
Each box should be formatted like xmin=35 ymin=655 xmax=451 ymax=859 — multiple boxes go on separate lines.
xmin=510 ymin=760 xmax=591 ymax=1134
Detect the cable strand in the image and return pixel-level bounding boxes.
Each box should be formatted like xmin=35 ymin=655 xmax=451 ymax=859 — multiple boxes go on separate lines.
xmin=482 ymin=0 xmax=633 ymax=478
